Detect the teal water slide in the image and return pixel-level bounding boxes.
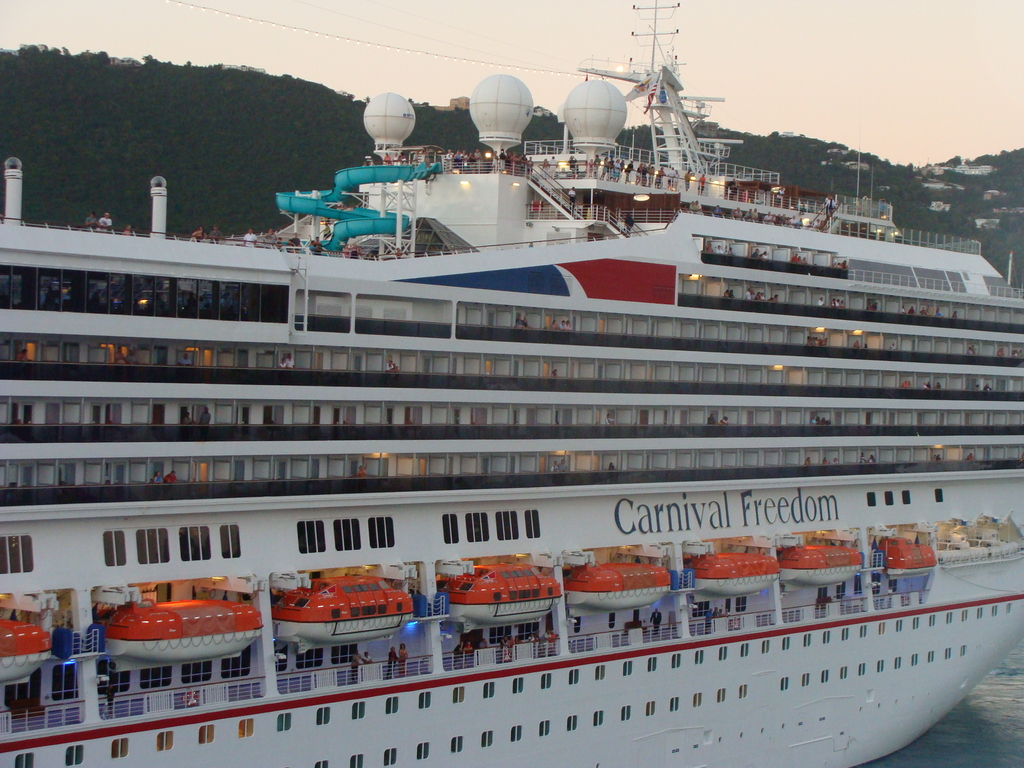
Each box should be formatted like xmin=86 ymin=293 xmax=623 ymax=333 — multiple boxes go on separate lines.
xmin=276 ymin=163 xmax=442 ymax=251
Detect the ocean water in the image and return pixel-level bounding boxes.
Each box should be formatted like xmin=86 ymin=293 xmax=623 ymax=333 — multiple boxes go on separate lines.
xmin=867 ymin=641 xmax=1024 ymax=767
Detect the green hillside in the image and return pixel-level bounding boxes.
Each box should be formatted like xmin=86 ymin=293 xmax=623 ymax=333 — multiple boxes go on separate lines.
xmin=1 ymin=46 xmax=1021 ymax=278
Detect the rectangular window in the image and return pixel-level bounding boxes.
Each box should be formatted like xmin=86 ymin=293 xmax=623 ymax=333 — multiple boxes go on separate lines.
xmin=860 ymin=625 xmax=868 ymax=638
xmin=866 ymin=492 xmax=877 ymax=506
xmin=782 ymin=637 xmax=791 ymax=651
xmin=496 ymin=510 xmax=520 ymax=541
xmin=178 ymin=526 xmax=212 ymax=561
xmin=418 ymin=691 xmax=431 ymax=709
xmin=221 ymin=646 xmax=251 ymax=678
xmin=451 ymin=686 xmax=465 ymax=704
xmin=669 ymin=696 xmax=680 ymax=711
xmin=416 ymin=742 xmax=430 ymax=760
xmin=139 ymin=666 xmax=172 ymax=689
xmin=295 ymin=647 xmax=324 ymax=670
xmin=740 ymin=643 xmax=749 ymax=657
xmin=540 ymin=672 xmax=552 ymax=689
xmin=316 ymin=706 xmax=331 ymax=726
xmin=297 ymin=520 xmax=326 ymax=553
xmin=368 ymin=517 xmax=395 ymax=549
xmin=480 ymin=731 xmax=493 ymax=748
xmin=219 ymin=524 xmax=241 ymax=558
xmin=51 ymin=663 xmax=78 ymax=701
xmin=877 ymin=660 xmax=885 ymax=673
xmin=512 ymin=677 xmax=524 ymax=694
xmin=842 ymin=627 xmax=850 ymax=641
xmin=622 ymin=660 xmax=633 ymax=676
xmin=198 ymin=725 xmax=214 ymax=745
xmin=238 ymin=719 xmax=254 ymax=738
xmin=277 ymin=713 xmax=292 ymax=731
xmin=466 ymin=512 xmax=489 ymax=542
xmin=935 ymin=488 xmax=944 ymax=502
xmin=928 ymin=651 xmax=935 ymax=663
xmin=761 ymin=639 xmax=770 ymax=654
xmin=645 ymin=700 xmax=656 ymax=716
xmin=858 ymin=663 xmax=867 ymax=676
xmin=482 ymin=682 xmax=495 ymax=699
xmin=0 ymin=535 xmax=33 ymax=574
xmin=351 ymin=702 xmax=365 ymax=719
xmin=566 ymin=715 xmax=578 ymax=731
xmin=111 ymin=738 xmax=129 ymax=759
xmin=181 ymin=660 xmax=212 ymax=684
xmin=64 ymin=745 xmax=84 ymax=766
xmin=568 ymin=669 xmax=579 ymax=685
xmin=524 ymin=508 xmax=541 ymax=538
xmin=884 ymin=490 xmax=894 ymax=505
xmin=386 ymin=695 xmax=400 ymax=714
xmin=821 ymin=670 xmax=830 ymax=683
xmin=383 ymin=747 xmax=397 ymax=766
xmin=930 ymin=615 xmax=937 ymax=627
xmin=442 ymin=513 xmax=459 ymax=544
xmin=694 ymin=649 xmax=704 ymax=664
xmin=135 ymin=528 xmax=170 ymax=564
xmin=803 ymin=633 xmax=812 ymax=647
xmin=450 ymin=737 xmax=463 ymax=753
xmin=510 ymin=724 xmax=523 ymax=741
xmin=801 ymin=673 xmax=810 ymax=687
xmin=822 ymin=630 xmax=831 ymax=644
xmin=157 ymin=733 xmax=176 ymax=755
xmin=780 ymin=677 xmax=789 ymax=691
xmin=103 ymin=531 xmax=126 ymax=567
xmin=902 ymin=490 xmax=911 ymax=504
xmin=647 ymin=657 xmax=658 ymax=672
xmin=350 ymin=756 xmax=364 ymax=768
xmin=911 ymin=654 xmax=919 ymax=666
xmin=333 ymin=518 xmax=362 ymax=551
xmin=693 ymin=692 xmax=703 ymax=707
xmin=538 ymin=720 xmax=550 ymax=737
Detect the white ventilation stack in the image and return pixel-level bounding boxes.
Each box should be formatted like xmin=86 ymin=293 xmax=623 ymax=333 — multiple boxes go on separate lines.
xmin=363 ymin=93 xmax=416 ymax=160
xmin=150 ymin=176 xmax=167 ymax=240
xmin=4 ymin=158 xmax=23 ymax=226
xmin=469 ymin=74 xmax=533 ymax=155
xmin=562 ymin=80 xmax=628 ymax=159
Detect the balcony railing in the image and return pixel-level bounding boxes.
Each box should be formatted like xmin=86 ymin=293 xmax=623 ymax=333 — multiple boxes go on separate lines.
xmin=0 ymin=702 xmax=83 ymax=734
xmin=277 ymin=656 xmax=432 ymax=695
xmin=443 ymin=639 xmax=559 ymax=671
xmin=99 ymin=678 xmax=264 ymax=720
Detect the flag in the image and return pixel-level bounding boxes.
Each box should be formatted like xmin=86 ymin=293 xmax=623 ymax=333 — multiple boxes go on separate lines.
xmin=626 ymin=74 xmax=658 ymax=103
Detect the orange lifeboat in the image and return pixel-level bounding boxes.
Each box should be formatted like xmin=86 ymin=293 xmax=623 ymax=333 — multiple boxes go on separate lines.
xmin=273 ymin=576 xmax=412 ymax=647
xmin=690 ymin=553 xmax=780 ymax=597
xmin=444 ymin=564 xmax=561 ymax=627
xmin=778 ymin=546 xmax=863 ymax=587
xmin=105 ymin=601 xmax=262 ymax=667
xmin=881 ymin=539 xmax=937 ymax=577
xmin=0 ymin=619 xmax=51 ymax=684
xmin=564 ymin=563 xmax=671 ymax=616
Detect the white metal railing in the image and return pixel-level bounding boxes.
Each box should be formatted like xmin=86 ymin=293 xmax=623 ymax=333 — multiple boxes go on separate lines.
xmin=848 ymin=269 xmax=970 ymax=294
xmin=1 ymin=702 xmax=83 ymax=733
xmin=444 ymin=638 xmax=560 ymax=670
xmin=840 ymin=597 xmax=868 ymax=615
xmin=102 ymin=678 xmax=264 ymax=720
xmin=873 ymin=595 xmax=893 ymax=610
xmin=781 ymin=608 xmax=803 ymax=624
xmin=277 ymin=656 xmax=432 ymax=694
xmin=569 ymin=623 xmax=681 ymax=653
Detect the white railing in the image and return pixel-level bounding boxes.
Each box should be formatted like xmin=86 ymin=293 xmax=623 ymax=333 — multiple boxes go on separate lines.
xmin=781 ymin=608 xmax=804 ymax=624
xmin=840 ymin=597 xmax=868 ymax=615
xmin=444 ymin=638 xmax=560 ymax=670
xmin=568 ymin=623 xmax=681 ymax=653
xmin=873 ymin=595 xmax=893 ymax=610
xmin=848 ymin=269 xmax=969 ymax=294
xmin=0 ymin=702 xmax=83 ymax=733
xmin=102 ymin=678 xmax=264 ymax=720
xmin=277 ymin=656 xmax=432 ymax=694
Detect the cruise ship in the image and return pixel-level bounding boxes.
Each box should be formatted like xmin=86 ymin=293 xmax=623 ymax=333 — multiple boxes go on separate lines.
xmin=2 ymin=23 xmax=1024 ymax=768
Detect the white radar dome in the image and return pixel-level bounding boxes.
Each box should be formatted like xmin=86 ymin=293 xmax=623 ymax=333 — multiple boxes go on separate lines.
xmin=363 ymin=93 xmax=416 ymax=157
xmin=469 ymin=74 xmax=533 ymax=153
xmin=563 ymin=80 xmax=627 ymax=158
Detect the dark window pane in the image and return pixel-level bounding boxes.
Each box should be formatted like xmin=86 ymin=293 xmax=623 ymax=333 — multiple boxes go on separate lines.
xmin=87 ymin=272 xmax=109 ymax=313
xmin=240 ymin=283 xmax=260 ymax=322
xmin=39 ymin=271 xmax=62 ymax=311
xmin=154 ymin=276 xmax=174 ymax=317
xmin=260 ymin=284 xmax=289 ymax=324
xmin=0 ymin=265 xmax=10 ymax=310
xmin=220 ymin=282 xmax=240 ymax=321
xmin=62 ymin=270 xmax=86 ymax=312
xmin=109 ymin=273 xmax=131 ymax=314
xmin=10 ymin=266 xmax=36 ymax=310
xmin=198 ymin=280 xmax=217 ymax=320
xmin=133 ymin=275 xmax=154 ymax=315
xmin=176 ymin=278 xmax=198 ymax=318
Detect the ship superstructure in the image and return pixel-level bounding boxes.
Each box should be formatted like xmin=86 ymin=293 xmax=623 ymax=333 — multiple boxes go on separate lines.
xmin=2 ymin=16 xmax=1024 ymax=768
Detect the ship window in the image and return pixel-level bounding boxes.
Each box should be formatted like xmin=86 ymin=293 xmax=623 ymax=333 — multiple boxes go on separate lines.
xmin=297 ymin=520 xmax=326 ymax=554
xmin=841 ymin=628 xmax=850 ymax=641
xmin=480 ymin=730 xmax=493 ymax=748
xmin=368 ymin=517 xmax=395 ymax=549
xmin=960 ymin=645 xmax=967 ymax=656
xmin=136 ymin=528 xmax=170 ymax=564
xmin=64 ymin=745 xmax=84 ymax=766
xmin=219 ymin=524 xmax=241 ymax=558
xmin=384 ymin=747 xmax=398 ymax=765
xmin=221 ymin=646 xmax=252 ymax=678
xmin=935 ymin=488 xmax=944 ymax=502
xmin=761 ymin=640 xmax=770 ymax=654
xmin=466 ymin=512 xmax=490 ymax=542
xmin=260 ymin=284 xmax=290 ymax=324
xmin=103 ymin=530 xmax=126 ymax=567
xmin=132 ymin=275 xmax=155 ymax=315
xmin=961 ymin=609 xmax=969 ymax=621
xmin=295 ymin=647 xmax=323 ymax=670
xmin=738 ymin=684 xmax=748 ymax=699
xmin=451 ymin=686 xmax=465 ymax=704
xmin=333 ymin=518 xmax=362 ymax=551
xmin=928 ymin=651 xmax=936 ymax=663
xmin=350 ymin=755 xmax=364 ymax=768
xmin=896 ymin=620 xmax=903 ymax=632
xmin=182 ymin=661 xmax=212 ymax=684
xmin=884 ymin=491 xmax=894 ymax=506
xmin=977 ymin=608 xmax=984 ymax=619
xmin=719 ymin=646 xmax=728 ymax=660
xmin=566 ymin=715 xmax=578 ymax=731
xmin=648 ymin=657 xmax=658 ymax=672
xmin=902 ymin=490 xmax=911 ymax=504
xmin=645 ymin=700 xmax=657 ymax=716
xmin=386 ymin=695 xmax=400 ymax=714
xmin=482 ymin=682 xmax=495 ymax=699
xmin=840 ymin=666 xmax=848 ymax=679
xmin=277 ymin=713 xmax=292 ymax=731
xmin=800 ymin=673 xmax=810 ymax=687
xmin=866 ymin=492 xmax=877 ymax=507
xmin=442 ymin=513 xmax=459 ymax=544
xmin=894 ymin=657 xmax=902 ymax=669
xmin=157 ymin=732 xmax=174 ymax=752
xmin=51 ymin=662 xmax=78 ymax=701
xmin=780 ymin=677 xmax=789 ymax=691
xmin=622 ymin=660 xmax=633 ymax=676
xmin=929 ymin=615 xmax=937 ymax=627
xmin=511 ymin=724 xmax=524 ymax=740
xmin=416 ymin=742 xmax=430 ymax=760
xmin=803 ymin=633 xmax=812 ymax=647
xmin=316 ymin=706 xmax=331 ymax=725
xmin=351 ymin=702 xmax=365 ymax=719
xmin=315 ymin=762 xmax=328 ymax=768
xmin=669 ymin=696 xmax=680 ymax=712
xmin=496 ymin=510 xmax=520 ymax=541
xmin=139 ymin=666 xmax=172 ymax=689
xmin=858 ymin=663 xmax=866 ymax=675
xmin=450 ymin=737 xmax=463 ymax=753
xmin=96 ymin=660 xmax=129 ymax=695
xmin=111 ymin=738 xmax=129 ymax=759
xmin=538 ymin=720 xmax=551 ymax=737
xmin=594 ymin=664 xmax=606 ymax=681
xmin=946 ymin=612 xmax=953 ymax=624
xmin=0 ymin=534 xmax=33 ymax=575
xmin=694 ymin=649 xmax=704 ymax=664
xmin=179 ymin=526 xmax=212 ymax=561
xmin=568 ymin=669 xmax=579 ymax=685
xmin=822 ymin=631 xmax=831 ymax=644
xmin=512 ymin=677 xmax=524 ymax=694
xmin=860 ymin=625 xmax=868 ymax=638
xmin=198 ymin=725 xmax=214 ymax=745
xmin=992 ymin=606 xmax=999 ymax=617
xmin=238 ymin=719 xmax=254 ymax=738
xmin=877 ymin=660 xmax=885 ymax=672
xmin=821 ymin=669 xmax=830 ymax=683
xmin=540 ymin=673 xmax=552 ymax=689
xmin=782 ymin=637 xmax=791 ymax=651
xmin=525 ymin=508 xmax=541 ymax=538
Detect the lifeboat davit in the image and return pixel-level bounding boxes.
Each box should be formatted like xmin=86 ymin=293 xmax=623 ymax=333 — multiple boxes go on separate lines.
xmin=273 ymin=576 xmax=412 ymax=647
xmin=445 ymin=564 xmax=561 ymax=627
xmin=0 ymin=619 xmax=51 ymax=684
xmin=778 ymin=546 xmax=863 ymax=587
xmin=881 ymin=539 xmax=937 ymax=577
xmin=105 ymin=601 xmax=262 ymax=667
xmin=564 ymin=563 xmax=671 ymax=616
xmin=690 ymin=553 xmax=780 ymax=597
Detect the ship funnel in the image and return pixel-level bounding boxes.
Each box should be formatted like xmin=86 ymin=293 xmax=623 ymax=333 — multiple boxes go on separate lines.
xmin=150 ymin=176 xmax=167 ymax=240
xmin=4 ymin=158 xmax=23 ymax=226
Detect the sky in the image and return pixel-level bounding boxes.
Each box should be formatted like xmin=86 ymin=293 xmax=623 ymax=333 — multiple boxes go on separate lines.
xmin=3 ymin=0 xmax=1022 ymax=166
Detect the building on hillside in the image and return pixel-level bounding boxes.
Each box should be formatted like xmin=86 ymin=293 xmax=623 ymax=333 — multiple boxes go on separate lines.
xmin=223 ymin=64 xmax=267 ymax=74
xmin=983 ymin=190 xmax=1004 ymax=200
xmin=929 ymin=201 xmax=951 ymax=212
xmin=109 ymin=57 xmax=142 ymax=67
xmin=952 ymin=164 xmax=995 ymax=176
xmin=436 ymin=96 xmax=470 ymax=111
xmin=975 ymin=218 xmax=1001 ymax=229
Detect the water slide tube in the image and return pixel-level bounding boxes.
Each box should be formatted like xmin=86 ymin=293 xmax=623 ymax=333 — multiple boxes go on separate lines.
xmin=276 ymin=163 xmax=441 ymax=250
